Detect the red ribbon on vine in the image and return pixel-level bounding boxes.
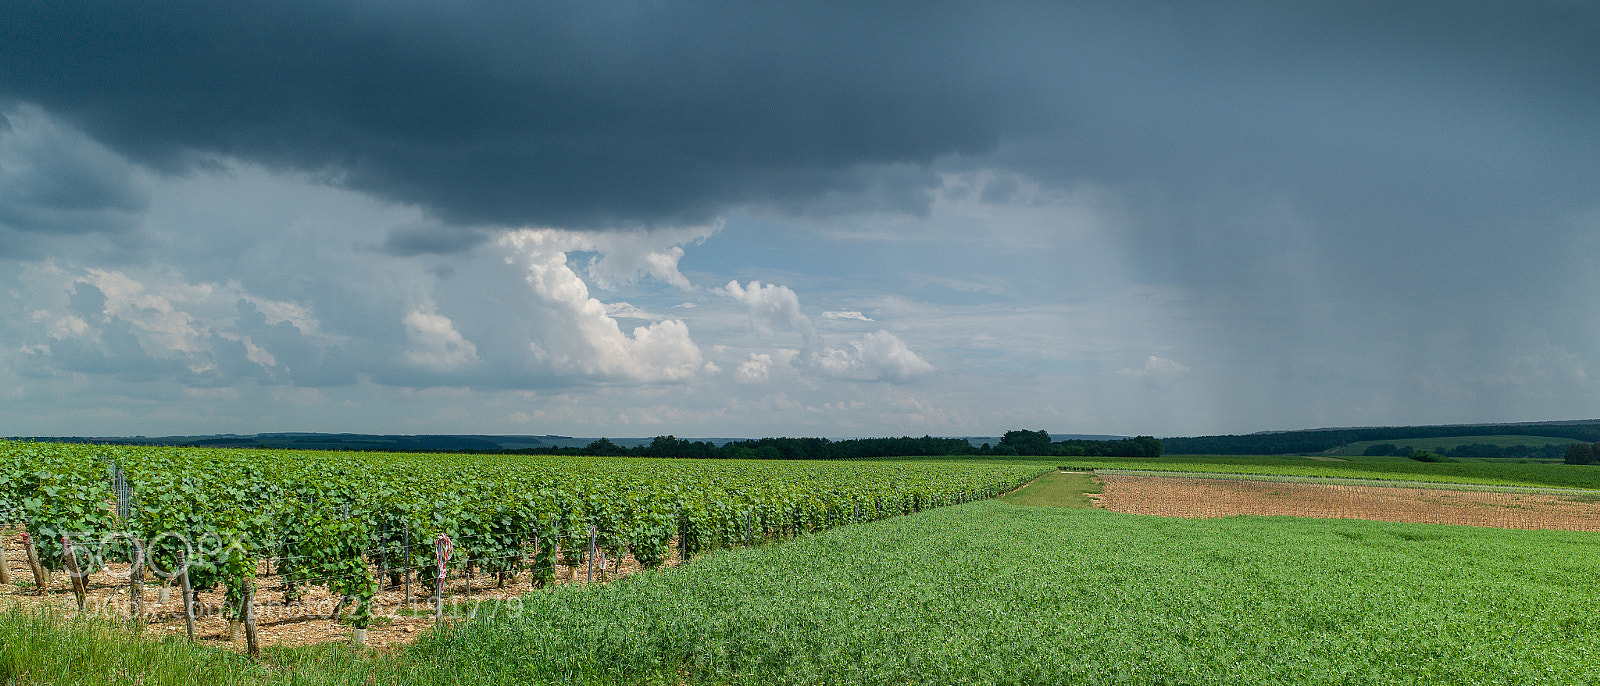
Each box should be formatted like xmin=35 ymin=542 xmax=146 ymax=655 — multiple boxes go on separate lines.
xmin=435 ymin=533 xmax=453 ymax=574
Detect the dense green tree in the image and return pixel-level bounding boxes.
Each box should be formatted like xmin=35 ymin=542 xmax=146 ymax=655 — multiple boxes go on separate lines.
xmin=999 ymin=429 xmax=1053 ymax=456
xmin=1565 ymin=443 xmax=1599 ymax=465
xmin=583 ymin=438 xmax=627 ymax=456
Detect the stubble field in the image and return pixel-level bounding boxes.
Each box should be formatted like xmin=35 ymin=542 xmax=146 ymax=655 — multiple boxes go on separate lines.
xmin=1095 ymin=474 xmax=1600 ymax=530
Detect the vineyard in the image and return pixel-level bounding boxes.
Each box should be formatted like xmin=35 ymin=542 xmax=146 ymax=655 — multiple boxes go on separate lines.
xmin=0 ymin=440 xmax=1048 ymax=654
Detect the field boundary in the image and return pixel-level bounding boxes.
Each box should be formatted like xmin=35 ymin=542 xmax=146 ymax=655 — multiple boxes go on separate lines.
xmin=1091 ymin=469 xmax=1600 ymax=495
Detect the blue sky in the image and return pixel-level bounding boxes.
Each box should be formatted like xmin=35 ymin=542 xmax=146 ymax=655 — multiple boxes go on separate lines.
xmin=2 ymin=1 xmax=1598 ymax=438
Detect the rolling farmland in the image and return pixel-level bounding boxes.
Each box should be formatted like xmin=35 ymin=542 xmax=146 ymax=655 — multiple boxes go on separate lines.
xmin=11 ymin=500 xmax=1591 ymax=685
xmin=6 ymin=442 xmax=1600 ymax=685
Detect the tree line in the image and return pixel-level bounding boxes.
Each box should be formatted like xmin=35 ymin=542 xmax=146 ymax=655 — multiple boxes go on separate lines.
xmin=1163 ymin=422 xmax=1600 ymax=455
xmin=1364 ymin=443 xmax=1571 ymax=460
xmin=1566 ymin=443 xmax=1600 ymax=465
xmin=986 ymin=430 xmax=1164 ymax=457
xmin=510 ymin=431 xmax=1164 ymax=460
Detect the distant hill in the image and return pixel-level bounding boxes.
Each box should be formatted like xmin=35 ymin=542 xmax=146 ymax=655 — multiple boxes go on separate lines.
xmin=7 ymin=433 xmax=580 ymax=452
xmin=5 ymin=433 xmax=906 ymax=452
xmin=20 ymin=423 xmax=1593 ymax=458
xmin=1162 ymin=420 xmax=1600 ymax=455
xmin=11 ymin=432 xmax=1132 ymax=454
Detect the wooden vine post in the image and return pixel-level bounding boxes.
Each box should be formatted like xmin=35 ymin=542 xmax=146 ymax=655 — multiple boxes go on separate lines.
xmin=402 ymin=523 xmax=411 ymax=613
xmin=433 ymin=532 xmax=452 ymax=623
xmin=678 ymin=519 xmax=688 ymax=565
xmin=376 ymin=527 xmax=387 ymax=591
xmin=0 ymin=534 xmax=11 ymax=584
xmin=21 ymin=532 xmax=48 ymax=595
xmin=60 ymin=535 xmax=87 ymax=610
xmin=242 ymin=575 xmax=260 ymax=660
xmin=177 ymin=550 xmax=197 ymax=640
xmin=585 ymin=524 xmax=597 ymax=583
xmin=129 ymin=538 xmax=144 ymax=624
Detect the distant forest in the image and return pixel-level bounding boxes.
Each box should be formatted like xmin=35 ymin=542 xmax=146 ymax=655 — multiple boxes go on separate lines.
xmin=1163 ymin=421 xmax=1600 ymax=455
xmin=514 ymin=430 xmax=1163 ymax=460
xmin=10 ymin=430 xmax=1160 ymax=458
xmin=1364 ymin=443 xmax=1570 ymax=461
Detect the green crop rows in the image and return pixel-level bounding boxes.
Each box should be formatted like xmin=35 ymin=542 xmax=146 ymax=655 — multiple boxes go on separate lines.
xmin=390 ymin=501 xmax=1600 ymax=685
xmin=0 ymin=440 xmax=1049 ymax=630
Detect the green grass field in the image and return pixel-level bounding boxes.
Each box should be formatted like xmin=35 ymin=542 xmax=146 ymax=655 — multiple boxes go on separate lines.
xmin=381 ymin=501 xmax=1600 ymax=685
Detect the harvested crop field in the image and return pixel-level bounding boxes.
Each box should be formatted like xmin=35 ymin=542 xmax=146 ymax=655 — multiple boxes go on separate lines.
xmin=1096 ymin=474 xmax=1600 ymax=531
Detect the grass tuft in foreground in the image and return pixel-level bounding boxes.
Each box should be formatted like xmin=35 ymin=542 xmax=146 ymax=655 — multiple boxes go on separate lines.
xmin=0 ymin=605 xmax=400 ymax=686
xmin=0 ymin=606 xmax=266 ymax=686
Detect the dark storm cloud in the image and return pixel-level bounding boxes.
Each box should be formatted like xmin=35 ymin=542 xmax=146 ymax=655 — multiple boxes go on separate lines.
xmin=0 ymin=1 xmax=1012 ymax=228
xmin=0 ymin=106 xmax=149 ymax=242
xmin=378 ymin=225 xmax=490 ymax=256
xmin=9 ymin=1 xmax=1590 ymax=232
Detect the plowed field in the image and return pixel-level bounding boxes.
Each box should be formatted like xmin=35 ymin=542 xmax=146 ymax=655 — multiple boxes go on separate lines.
xmin=1096 ymin=475 xmax=1600 ymax=531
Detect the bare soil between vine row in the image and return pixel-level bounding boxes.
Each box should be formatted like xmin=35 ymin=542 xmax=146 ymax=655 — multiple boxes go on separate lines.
xmin=1094 ymin=475 xmax=1600 ymax=531
xmin=0 ymin=532 xmax=663 ymax=652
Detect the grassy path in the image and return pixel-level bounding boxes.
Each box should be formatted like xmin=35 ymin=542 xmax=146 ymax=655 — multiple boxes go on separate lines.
xmin=997 ymin=469 xmax=1101 ymax=507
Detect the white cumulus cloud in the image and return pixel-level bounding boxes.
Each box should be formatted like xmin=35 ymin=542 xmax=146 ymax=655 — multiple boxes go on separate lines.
xmin=501 ymin=229 xmax=707 ymax=382
xmin=11 ymin=263 xmax=343 ymax=383
xmin=603 ymin=302 xmax=660 ymax=320
xmin=814 ymin=330 xmax=934 ymax=382
xmin=83 ymin=268 xmax=210 ymax=358
xmin=402 ymin=304 xmax=480 ymax=370
xmin=736 ymin=353 xmax=774 ymax=384
xmin=822 ymin=310 xmax=874 ymax=321
xmin=721 ymin=279 xmax=930 ymax=383
xmin=720 ymin=280 xmax=820 ymax=348
xmin=498 ymin=224 xmax=717 ymax=292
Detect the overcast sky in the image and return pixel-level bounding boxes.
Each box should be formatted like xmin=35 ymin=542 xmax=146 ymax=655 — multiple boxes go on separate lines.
xmin=2 ymin=1 xmax=1598 ymax=438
